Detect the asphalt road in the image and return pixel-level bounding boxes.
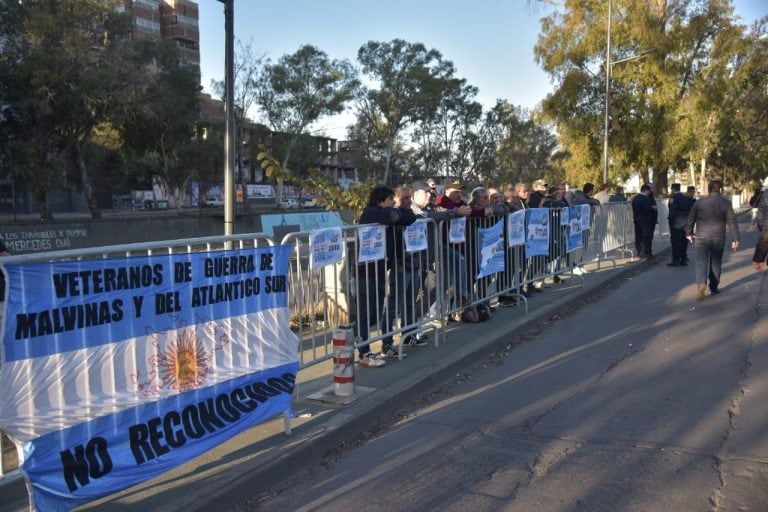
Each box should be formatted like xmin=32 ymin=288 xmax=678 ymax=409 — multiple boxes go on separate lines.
xmin=244 ymin=220 xmax=768 ymax=512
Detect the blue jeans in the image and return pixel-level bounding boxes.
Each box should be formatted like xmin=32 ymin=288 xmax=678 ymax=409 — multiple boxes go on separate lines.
xmin=695 ymin=237 xmax=724 ymax=290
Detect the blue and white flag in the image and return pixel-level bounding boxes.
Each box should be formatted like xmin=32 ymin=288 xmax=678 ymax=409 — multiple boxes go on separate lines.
xmin=449 ymin=217 xmax=466 ymax=244
xmin=310 ymin=227 xmax=343 ymax=269
xmin=507 ymin=210 xmax=526 ymax=247
xmin=567 ymin=206 xmax=584 ymax=252
xmin=357 ymin=225 xmax=386 ymax=263
xmin=477 ymin=220 xmax=505 ymax=278
xmin=404 ymin=219 xmax=428 ymax=253
xmin=0 ymin=246 xmax=299 ymax=511
xmin=525 ymin=208 xmax=550 ymax=257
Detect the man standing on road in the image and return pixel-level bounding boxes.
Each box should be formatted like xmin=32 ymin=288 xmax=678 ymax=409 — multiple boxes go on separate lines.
xmin=686 ymin=180 xmax=740 ymax=299
xmin=667 ymin=183 xmax=694 ymax=266
xmin=631 ymin=184 xmax=657 ymax=259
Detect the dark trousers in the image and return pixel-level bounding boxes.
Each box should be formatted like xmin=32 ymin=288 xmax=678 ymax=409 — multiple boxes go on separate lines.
xmin=669 ymin=225 xmax=688 ymax=263
xmin=695 ymin=237 xmax=725 ymax=291
xmin=355 ymin=275 xmax=386 ymax=358
xmin=634 ymin=221 xmax=655 ymax=257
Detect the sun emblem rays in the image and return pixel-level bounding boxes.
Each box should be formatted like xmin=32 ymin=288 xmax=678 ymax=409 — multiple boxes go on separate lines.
xmin=158 ymin=328 xmax=211 ymax=392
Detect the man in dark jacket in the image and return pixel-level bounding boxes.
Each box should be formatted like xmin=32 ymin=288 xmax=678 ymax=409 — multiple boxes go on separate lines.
xmin=527 ymin=179 xmax=548 ymax=208
xmin=355 ymin=185 xmax=416 ymax=367
xmin=686 ymin=180 xmax=740 ymax=299
xmin=667 ymin=183 xmax=694 ymax=266
xmin=631 ymin=184 xmax=657 ymax=258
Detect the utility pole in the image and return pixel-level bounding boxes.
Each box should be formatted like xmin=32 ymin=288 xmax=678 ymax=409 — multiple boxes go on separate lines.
xmin=219 ymin=0 xmax=235 ymax=237
xmin=602 ymin=0 xmax=612 ymax=185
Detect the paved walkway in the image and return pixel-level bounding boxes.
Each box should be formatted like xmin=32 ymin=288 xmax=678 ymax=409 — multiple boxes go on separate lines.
xmin=0 ymin=219 xmax=755 ymax=512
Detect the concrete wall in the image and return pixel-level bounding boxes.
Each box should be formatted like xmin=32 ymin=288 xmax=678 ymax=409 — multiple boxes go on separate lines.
xmin=0 ymin=213 xmax=265 ymax=255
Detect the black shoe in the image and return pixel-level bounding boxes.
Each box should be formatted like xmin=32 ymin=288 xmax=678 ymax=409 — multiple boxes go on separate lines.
xmin=680 ymin=261 xmax=688 ymax=266
xmin=710 ymin=287 xmax=720 ymax=295
xmin=553 ymin=275 xmax=563 ymax=283
xmin=521 ymin=290 xmax=533 ymax=298
xmin=667 ymin=261 xmax=681 ymax=267
xmin=402 ymin=335 xmax=427 ymax=347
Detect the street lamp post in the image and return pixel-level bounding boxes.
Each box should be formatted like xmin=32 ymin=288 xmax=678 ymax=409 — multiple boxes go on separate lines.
xmin=602 ymin=0 xmax=612 ymax=185
xmin=218 ymin=0 xmax=235 ymax=237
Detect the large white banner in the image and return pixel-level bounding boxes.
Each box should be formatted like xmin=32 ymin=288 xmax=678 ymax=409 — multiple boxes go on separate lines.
xmin=0 ymin=246 xmax=299 ymax=511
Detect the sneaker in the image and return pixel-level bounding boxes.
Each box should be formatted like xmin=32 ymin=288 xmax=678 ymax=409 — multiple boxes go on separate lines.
xmin=403 ymin=335 xmax=428 ymax=347
xmin=572 ymin=266 xmax=589 ymax=275
xmin=499 ymin=298 xmax=519 ymax=307
xmin=382 ymin=347 xmax=407 ymax=358
xmin=358 ymin=353 xmax=385 ymax=368
xmin=697 ymin=284 xmax=707 ymax=300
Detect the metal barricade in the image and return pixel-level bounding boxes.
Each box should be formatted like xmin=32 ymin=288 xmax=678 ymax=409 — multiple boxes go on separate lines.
xmin=281 ymin=219 xmax=443 ymax=370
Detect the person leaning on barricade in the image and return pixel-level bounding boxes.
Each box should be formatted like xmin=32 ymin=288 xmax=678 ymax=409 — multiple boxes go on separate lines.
xmin=467 ymin=187 xmax=502 ymax=312
xmin=568 ymin=182 xmax=600 ymax=275
xmin=527 ymin=179 xmax=548 ymax=208
xmin=354 ymin=185 xmax=416 ymax=368
xmin=383 ymin=186 xmax=427 ymax=354
xmin=411 ymin=181 xmax=470 ymax=328
xmin=524 ymin=179 xmax=551 ymax=293
xmin=435 ymin=181 xmax=486 ymax=308
xmin=544 ymin=184 xmax=570 ymax=283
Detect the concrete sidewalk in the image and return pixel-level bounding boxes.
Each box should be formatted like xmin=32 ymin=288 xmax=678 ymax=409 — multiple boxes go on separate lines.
xmin=0 ymin=237 xmax=676 ymax=512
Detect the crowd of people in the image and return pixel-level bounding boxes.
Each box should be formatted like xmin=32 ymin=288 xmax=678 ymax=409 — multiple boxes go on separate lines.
xmin=350 ymin=175 xmax=768 ymax=367
xmin=352 ymin=178 xmax=619 ymax=368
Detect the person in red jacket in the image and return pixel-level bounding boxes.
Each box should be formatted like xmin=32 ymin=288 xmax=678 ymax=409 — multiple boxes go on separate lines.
xmin=435 ymin=182 xmax=487 ymax=217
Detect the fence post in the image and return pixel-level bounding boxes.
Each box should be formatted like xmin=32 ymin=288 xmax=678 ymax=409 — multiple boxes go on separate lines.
xmin=332 ymin=326 xmax=355 ymax=397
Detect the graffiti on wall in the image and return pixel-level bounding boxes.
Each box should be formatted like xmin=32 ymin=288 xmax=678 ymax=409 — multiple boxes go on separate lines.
xmin=1 ymin=228 xmax=89 ymax=253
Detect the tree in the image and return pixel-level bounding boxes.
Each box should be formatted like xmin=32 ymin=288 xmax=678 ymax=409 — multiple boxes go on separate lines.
xmin=412 ymin=78 xmax=484 ymax=178
xmin=709 ymin=19 xmax=768 ymax=188
xmin=0 ymin=0 xmax=134 ymax=219
xmin=115 ymin=38 xmax=202 ymax=208
xmin=489 ymin=101 xmax=558 ymax=185
xmin=534 ymin=0 xmax=742 ymax=192
xmin=357 ymin=39 xmax=456 ymax=183
xmin=210 ymin=38 xmax=266 ymax=184
xmin=255 ymin=44 xmax=359 ymax=178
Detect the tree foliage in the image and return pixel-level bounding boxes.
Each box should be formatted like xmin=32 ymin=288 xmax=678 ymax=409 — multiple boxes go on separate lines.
xmin=0 ymin=0 xmax=134 ymax=219
xmin=114 ymin=38 xmax=202 ymax=207
xmin=356 ymin=39 xmax=457 ymax=183
xmin=256 ymin=45 xmax=359 ymax=172
xmin=534 ymin=0 xmax=759 ymax=192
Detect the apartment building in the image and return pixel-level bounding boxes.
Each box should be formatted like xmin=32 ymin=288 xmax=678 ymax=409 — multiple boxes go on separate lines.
xmin=119 ymin=0 xmax=200 ymax=75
